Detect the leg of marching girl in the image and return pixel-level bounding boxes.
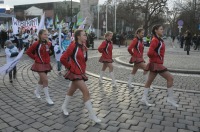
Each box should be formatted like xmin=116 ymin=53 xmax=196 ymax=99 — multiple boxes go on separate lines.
xmin=99 ymin=63 xmax=107 ymax=84
xmin=159 ymin=71 xmax=179 ymax=107
xmin=36 ymin=72 xmax=54 ymax=105
xmin=107 ymin=63 xmax=117 ymax=87
xmin=61 ymin=80 xmax=101 ymax=123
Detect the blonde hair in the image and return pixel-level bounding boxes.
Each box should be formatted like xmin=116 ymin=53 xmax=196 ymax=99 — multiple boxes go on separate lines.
xmin=104 ymin=31 xmax=113 ymax=38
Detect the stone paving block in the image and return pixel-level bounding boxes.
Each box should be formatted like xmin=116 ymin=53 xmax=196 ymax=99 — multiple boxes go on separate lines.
xmin=23 ymin=128 xmax=40 ymax=132
xmin=185 ymin=116 xmax=200 ymax=122
xmin=61 ymin=126 xmax=76 ymax=132
xmin=174 ymin=123 xmax=186 ymax=129
xmin=24 ymin=118 xmax=36 ymax=125
xmin=152 ymin=115 xmax=164 ymax=120
xmin=132 ymin=116 xmax=147 ymax=122
xmin=0 ymin=123 xmax=9 ymax=129
xmin=152 ymin=124 xmax=164 ymax=131
xmin=178 ymin=119 xmax=193 ymax=125
xmin=161 ymin=121 xmax=174 ymax=127
xmin=16 ymin=124 xmax=31 ymax=131
xmin=43 ymin=120 xmax=56 ymax=126
xmin=108 ymin=120 xmax=120 ymax=127
xmin=119 ymin=113 xmax=132 ymax=120
xmin=178 ymin=129 xmax=193 ymax=132
xmin=118 ymin=129 xmax=133 ymax=132
xmin=164 ymin=126 xmax=178 ymax=132
xmin=130 ymin=125 xmax=145 ymax=131
xmin=30 ymin=122 xmax=44 ymax=129
xmin=87 ymin=126 xmax=101 ymax=132
xmin=165 ymin=117 xmax=178 ymax=122
xmin=39 ymin=125 xmax=53 ymax=132
xmin=1 ymin=127 xmax=16 ymax=132
xmin=146 ymin=118 xmax=161 ymax=125
xmin=51 ymin=123 xmax=65 ymax=130
xmin=187 ymin=125 xmax=199 ymax=132
xmin=99 ymin=130 xmax=110 ymax=132
xmin=106 ymin=126 xmax=120 ymax=132
xmin=126 ymin=119 xmax=139 ymax=125
xmin=3 ymin=116 xmax=16 ymax=122
xmin=64 ymin=121 xmax=80 ymax=128
xmin=174 ymin=114 xmax=185 ymax=119
xmin=144 ymin=128 xmax=161 ymax=132
xmin=163 ymin=112 xmax=173 ymax=117
xmin=93 ymin=123 xmax=108 ymax=130
xmin=138 ymin=122 xmax=152 ymax=128
xmin=9 ymin=120 xmax=23 ymax=127
xmin=76 ymin=124 xmax=89 ymax=130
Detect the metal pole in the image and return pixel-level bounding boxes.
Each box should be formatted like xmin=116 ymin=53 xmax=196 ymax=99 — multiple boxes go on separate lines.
xmin=106 ymin=2 xmax=108 ymax=32
xmin=71 ymin=0 xmax=73 ymax=36
xmin=115 ymin=0 xmax=116 ymax=33
xmin=97 ymin=2 xmax=100 ymax=40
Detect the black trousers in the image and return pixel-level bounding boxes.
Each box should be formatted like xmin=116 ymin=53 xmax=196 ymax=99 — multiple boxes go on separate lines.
xmin=9 ymin=66 xmax=17 ymax=80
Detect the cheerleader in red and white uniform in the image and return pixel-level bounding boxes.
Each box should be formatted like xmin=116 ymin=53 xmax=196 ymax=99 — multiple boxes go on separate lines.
xmin=60 ymin=29 xmax=101 ymax=123
xmin=141 ymin=25 xmax=179 ymax=107
xmin=98 ymin=31 xmax=117 ymax=87
xmin=127 ymin=28 xmax=148 ymax=88
xmin=26 ymin=29 xmax=54 ymax=105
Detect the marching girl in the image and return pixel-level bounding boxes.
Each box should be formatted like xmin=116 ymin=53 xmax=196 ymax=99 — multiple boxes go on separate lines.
xmin=127 ymin=28 xmax=148 ymax=88
xmin=60 ymin=29 xmax=101 ymax=123
xmin=141 ymin=25 xmax=179 ymax=107
xmin=98 ymin=31 xmax=117 ymax=87
xmin=26 ymin=29 xmax=54 ymax=105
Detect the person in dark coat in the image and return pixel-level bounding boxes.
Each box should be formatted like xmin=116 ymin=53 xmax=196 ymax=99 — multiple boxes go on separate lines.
xmin=180 ymin=35 xmax=184 ymax=48
xmin=196 ymin=34 xmax=200 ymax=50
xmin=184 ymin=30 xmax=192 ymax=55
xmin=0 ymin=30 xmax=8 ymax=48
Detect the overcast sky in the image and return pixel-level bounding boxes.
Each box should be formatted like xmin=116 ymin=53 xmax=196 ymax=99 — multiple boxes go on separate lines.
xmin=0 ymin=0 xmax=175 ymax=10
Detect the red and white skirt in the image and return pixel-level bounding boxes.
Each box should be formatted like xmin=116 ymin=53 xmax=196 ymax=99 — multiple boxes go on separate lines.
xmin=129 ymin=57 xmax=145 ymax=64
xmin=99 ymin=57 xmax=114 ymax=63
xmin=64 ymin=71 xmax=88 ymax=81
xmin=31 ymin=63 xmax=52 ymax=73
xmin=145 ymin=62 xmax=168 ymax=73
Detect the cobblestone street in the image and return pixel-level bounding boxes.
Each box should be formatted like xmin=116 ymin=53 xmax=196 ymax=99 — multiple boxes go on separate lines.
xmin=0 ymin=39 xmax=200 ymax=132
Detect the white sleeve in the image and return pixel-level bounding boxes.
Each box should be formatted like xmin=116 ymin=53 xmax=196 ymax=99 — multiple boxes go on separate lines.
xmin=14 ymin=47 xmax=19 ymax=52
xmin=5 ymin=48 xmax=11 ymax=57
xmin=54 ymin=45 xmax=58 ymax=53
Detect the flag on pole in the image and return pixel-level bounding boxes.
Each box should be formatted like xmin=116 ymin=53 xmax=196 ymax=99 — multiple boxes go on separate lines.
xmin=38 ymin=12 xmax=45 ymax=33
xmin=76 ymin=12 xmax=83 ymax=26
xmin=78 ymin=17 xmax=87 ymax=29
xmin=55 ymin=14 xmax=59 ymax=29
xmin=0 ymin=48 xmax=25 ymax=76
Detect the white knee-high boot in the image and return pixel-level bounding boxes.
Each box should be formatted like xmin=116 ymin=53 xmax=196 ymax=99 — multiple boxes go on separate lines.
xmin=61 ymin=95 xmax=71 ymax=115
xmin=43 ymin=87 xmax=54 ymax=105
xmin=34 ymin=84 xmax=43 ymax=99
xmin=110 ymin=72 xmax=117 ymax=87
xmin=99 ymin=71 xmax=104 ymax=84
xmin=141 ymin=88 xmax=153 ymax=106
xmin=127 ymin=74 xmax=134 ymax=88
xmin=85 ymin=100 xmax=101 ymax=123
xmin=167 ymin=88 xmax=179 ymax=107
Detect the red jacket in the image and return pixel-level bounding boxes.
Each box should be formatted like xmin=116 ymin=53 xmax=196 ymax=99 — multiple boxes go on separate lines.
xmin=128 ymin=37 xmax=144 ymax=58
xmin=147 ymin=36 xmax=165 ymax=64
xmin=26 ymin=41 xmax=52 ymax=64
xmin=98 ymin=40 xmax=113 ymax=60
xmin=60 ymin=42 xmax=87 ymax=75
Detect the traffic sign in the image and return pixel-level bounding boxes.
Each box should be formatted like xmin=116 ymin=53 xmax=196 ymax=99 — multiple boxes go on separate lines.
xmin=178 ymin=20 xmax=184 ymax=26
